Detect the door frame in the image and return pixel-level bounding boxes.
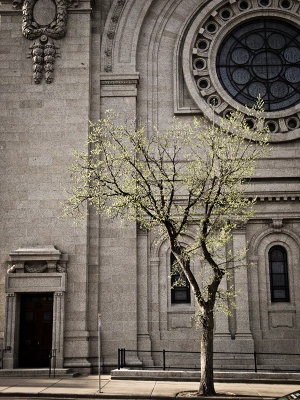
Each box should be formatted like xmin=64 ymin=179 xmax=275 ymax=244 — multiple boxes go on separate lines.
xmin=3 ymin=247 xmax=67 ymax=369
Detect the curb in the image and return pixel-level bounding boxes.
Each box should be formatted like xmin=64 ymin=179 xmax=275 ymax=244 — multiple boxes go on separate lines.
xmin=0 ymin=394 xmax=274 ymax=400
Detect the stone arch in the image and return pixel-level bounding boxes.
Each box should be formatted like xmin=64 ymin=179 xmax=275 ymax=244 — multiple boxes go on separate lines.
xmin=150 ymin=230 xmax=196 ymax=260
xmin=100 ymin=0 xmax=154 ymax=73
xmin=149 ymin=230 xmax=197 ymax=335
xmin=247 ymin=226 xmax=300 ymax=345
xmin=135 ymin=0 xmax=206 ymax=128
xmin=100 ymin=0 xmax=212 ymax=127
xmin=249 ymin=226 xmax=300 ymax=256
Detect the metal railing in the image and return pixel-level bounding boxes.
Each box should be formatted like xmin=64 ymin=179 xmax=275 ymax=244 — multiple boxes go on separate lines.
xmin=49 ymin=349 xmax=57 ymax=377
xmin=117 ymin=348 xmax=300 ymax=373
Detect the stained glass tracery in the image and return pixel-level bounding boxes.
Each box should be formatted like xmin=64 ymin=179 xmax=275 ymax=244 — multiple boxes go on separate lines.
xmin=216 ymin=19 xmax=300 ymax=111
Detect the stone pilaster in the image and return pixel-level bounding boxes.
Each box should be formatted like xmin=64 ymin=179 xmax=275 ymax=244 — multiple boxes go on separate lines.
xmin=98 ymin=73 xmax=141 ymax=368
xmin=149 ymin=257 xmax=160 ymax=337
xmin=137 ymin=226 xmax=153 ymax=366
xmin=232 ymin=228 xmax=254 ymax=352
xmin=214 ymin=249 xmax=233 ymax=355
xmin=53 ymin=291 xmax=65 ymax=368
xmin=3 ymin=293 xmax=18 ymax=368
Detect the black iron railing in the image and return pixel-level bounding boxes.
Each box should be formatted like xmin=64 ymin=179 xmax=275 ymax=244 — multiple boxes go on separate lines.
xmin=117 ymin=348 xmax=300 ymax=373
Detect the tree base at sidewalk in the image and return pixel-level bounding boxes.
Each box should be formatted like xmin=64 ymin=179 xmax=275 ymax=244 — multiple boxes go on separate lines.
xmin=177 ymin=391 xmax=238 ymax=398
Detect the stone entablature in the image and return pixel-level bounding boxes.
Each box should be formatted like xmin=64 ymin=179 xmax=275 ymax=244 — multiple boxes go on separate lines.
xmin=8 ymin=246 xmax=68 ymax=274
xmin=100 ymin=73 xmax=140 ymax=98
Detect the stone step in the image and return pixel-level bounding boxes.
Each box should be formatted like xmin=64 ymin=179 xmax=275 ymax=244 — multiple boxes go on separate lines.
xmin=0 ymin=368 xmax=75 ymax=377
xmin=256 ymin=364 xmax=300 ymax=371
xmin=111 ymin=368 xmax=300 ymax=383
xmin=258 ymin=359 xmax=300 ymax=365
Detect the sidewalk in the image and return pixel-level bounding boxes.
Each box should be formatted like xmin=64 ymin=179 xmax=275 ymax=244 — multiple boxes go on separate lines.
xmin=0 ymin=374 xmax=299 ymax=399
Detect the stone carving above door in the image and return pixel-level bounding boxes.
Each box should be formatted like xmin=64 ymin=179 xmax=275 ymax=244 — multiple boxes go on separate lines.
xmin=12 ymin=0 xmax=79 ymax=83
xmin=7 ymin=245 xmax=68 ymax=274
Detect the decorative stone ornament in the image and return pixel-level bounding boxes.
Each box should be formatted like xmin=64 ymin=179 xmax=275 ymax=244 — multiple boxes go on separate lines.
xmin=12 ymin=0 xmax=79 ymax=83
xmin=30 ymin=35 xmax=57 ymax=83
xmin=7 ymin=245 xmax=68 ymax=273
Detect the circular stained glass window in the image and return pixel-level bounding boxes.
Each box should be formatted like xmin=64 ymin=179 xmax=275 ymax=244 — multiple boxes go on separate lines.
xmin=216 ymin=19 xmax=300 ymax=111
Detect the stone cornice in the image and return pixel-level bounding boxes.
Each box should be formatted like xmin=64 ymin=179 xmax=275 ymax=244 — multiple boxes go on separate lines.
xmin=100 ymin=73 xmax=139 ymax=97
xmin=100 ymin=73 xmax=139 ymax=85
xmin=248 ymin=195 xmax=300 ymax=202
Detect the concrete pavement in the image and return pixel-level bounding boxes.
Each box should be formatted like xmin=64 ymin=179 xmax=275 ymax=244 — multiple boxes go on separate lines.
xmin=0 ymin=375 xmax=298 ymax=399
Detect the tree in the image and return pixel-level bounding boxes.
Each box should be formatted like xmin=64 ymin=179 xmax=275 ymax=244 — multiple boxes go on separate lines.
xmin=63 ymin=105 xmax=269 ymax=395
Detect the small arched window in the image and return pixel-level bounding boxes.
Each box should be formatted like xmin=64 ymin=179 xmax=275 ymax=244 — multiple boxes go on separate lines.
xmin=170 ymin=252 xmax=191 ymax=304
xmin=269 ymin=246 xmax=290 ymax=302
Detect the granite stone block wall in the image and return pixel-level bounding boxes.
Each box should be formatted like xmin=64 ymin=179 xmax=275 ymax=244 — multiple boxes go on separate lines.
xmin=0 ymin=0 xmax=299 ymax=372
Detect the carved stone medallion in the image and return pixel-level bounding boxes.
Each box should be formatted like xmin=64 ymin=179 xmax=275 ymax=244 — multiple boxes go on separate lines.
xmin=12 ymin=0 xmax=79 ymax=83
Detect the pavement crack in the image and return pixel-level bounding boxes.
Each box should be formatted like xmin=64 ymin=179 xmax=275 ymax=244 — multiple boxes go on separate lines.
xmin=150 ymin=380 xmax=157 ymax=398
xmin=38 ymin=378 xmax=64 ymax=394
xmin=99 ymin=378 xmax=110 ymax=391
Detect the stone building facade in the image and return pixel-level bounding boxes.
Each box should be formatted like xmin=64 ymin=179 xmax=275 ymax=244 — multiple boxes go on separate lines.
xmin=0 ymin=0 xmax=299 ymax=372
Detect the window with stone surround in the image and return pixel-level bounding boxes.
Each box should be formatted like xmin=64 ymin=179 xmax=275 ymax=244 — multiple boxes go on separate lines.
xmin=170 ymin=252 xmax=191 ymax=304
xmin=182 ymin=0 xmax=300 ymax=141
xmin=216 ymin=19 xmax=300 ymax=113
xmin=269 ymin=245 xmax=290 ymax=302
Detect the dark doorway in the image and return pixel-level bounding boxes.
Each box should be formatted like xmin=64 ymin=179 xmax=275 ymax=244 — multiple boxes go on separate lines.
xmin=19 ymin=293 xmax=53 ymax=368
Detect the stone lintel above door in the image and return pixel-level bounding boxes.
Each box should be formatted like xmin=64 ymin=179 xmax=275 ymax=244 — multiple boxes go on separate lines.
xmin=8 ymin=245 xmax=68 ymax=274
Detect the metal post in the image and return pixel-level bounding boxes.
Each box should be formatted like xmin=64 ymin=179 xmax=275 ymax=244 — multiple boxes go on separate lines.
xmin=49 ymin=350 xmax=52 ymax=378
xmin=98 ymin=314 xmax=102 ymax=393
xmin=118 ymin=348 xmax=120 ymax=370
xmin=163 ymin=349 xmax=166 ymax=371
xmin=53 ymin=349 xmax=56 ymax=378
xmin=254 ymin=351 xmax=257 ymax=373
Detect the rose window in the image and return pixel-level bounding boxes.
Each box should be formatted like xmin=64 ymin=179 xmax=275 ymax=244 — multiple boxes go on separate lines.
xmin=216 ymin=19 xmax=300 ymax=112
xmin=182 ymin=0 xmax=300 ymax=141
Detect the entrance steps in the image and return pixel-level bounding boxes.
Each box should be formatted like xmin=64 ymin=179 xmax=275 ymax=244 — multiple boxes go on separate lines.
xmin=0 ymin=368 xmax=76 ymax=377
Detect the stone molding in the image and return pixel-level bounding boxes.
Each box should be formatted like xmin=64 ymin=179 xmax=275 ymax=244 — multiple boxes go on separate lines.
xmin=100 ymin=73 xmax=139 ymax=98
xmin=8 ymin=245 xmax=68 ymax=274
xmin=100 ymin=73 xmax=139 ymax=85
xmin=102 ymin=0 xmax=127 ymax=72
xmin=101 ymin=79 xmax=138 ymax=86
xmin=249 ymin=195 xmax=300 ymax=202
xmin=6 ymin=273 xmax=66 ymax=293
xmin=100 ymin=1 xmax=154 ymax=74
xmin=249 ymin=226 xmax=300 ymax=255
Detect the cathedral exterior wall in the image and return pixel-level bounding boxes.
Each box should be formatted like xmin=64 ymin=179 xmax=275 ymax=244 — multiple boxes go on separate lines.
xmin=0 ymin=0 xmax=93 ymax=370
xmin=0 ymin=0 xmax=299 ymax=372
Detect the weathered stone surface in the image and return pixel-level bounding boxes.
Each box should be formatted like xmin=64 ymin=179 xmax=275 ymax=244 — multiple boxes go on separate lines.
xmin=0 ymin=0 xmax=299 ymax=374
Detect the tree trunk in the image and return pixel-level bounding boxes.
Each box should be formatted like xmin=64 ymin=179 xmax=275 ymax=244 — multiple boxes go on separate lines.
xmin=198 ymin=312 xmax=215 ymax=395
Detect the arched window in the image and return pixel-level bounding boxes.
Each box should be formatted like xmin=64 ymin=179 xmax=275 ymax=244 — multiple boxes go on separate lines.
xmin=269 ymin=246 xmax=290 ymax=302
xmin=170 ymin=252 xmax=191 ymax=304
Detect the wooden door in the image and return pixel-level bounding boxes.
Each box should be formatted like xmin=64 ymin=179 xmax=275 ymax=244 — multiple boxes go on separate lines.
xmin=19 ymin=293 xmax=53 ymax=368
